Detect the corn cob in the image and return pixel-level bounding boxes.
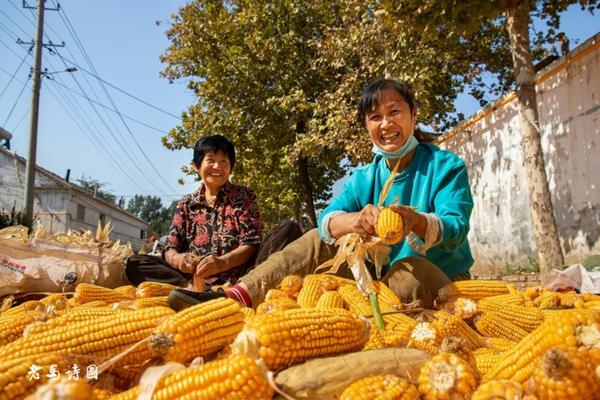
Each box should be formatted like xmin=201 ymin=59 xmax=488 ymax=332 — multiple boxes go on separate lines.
xmin=433 ymin=310 xmax=487 ymax=349
xmin=0 ymin=306 xmax=174 ymax=365
xmin=443 ymin=297 xmax=478 ymax=319
xmin=408 ymin=322 xmax=440 ymax=354
xmin=476 ymin=301 xmax=544 ymax=332
xmin=69 ymin=300 xmax=110 ymax=309
xmin=256 ymin=298 xmax=299 ymax=314
xmin=471 ymin=380 xmax=524 ymax=400
xmin=0 ymin=353 xmax=74 ymax=400
xmin=0 ymin=310 xmax=46 ymax=345
xmin=340 ymin=374 xmax=419 ymax=400
xmin=583 ymin=300 xmax=600 ymax=309
xmin=383 ymin=312 xmax=417 ymax=331
xmin=437 ymin=280 xmax=510 ymax=302
xmin=473 ymin=348 xmax=505 ymax=376
xmin=296 ymin=275 xmax=326 ymax=308
xmin=23 ymin=307 xmax=124 ymax=337
xmin=93 ymin=388 xmax=116 ymax=400
xmin=474 ymin=312 xmax=529 ymax=342
xmin=73 ymin=283 xmax=135 ymax=304
xmin=320 ymin=275 xmax=341 ymax=291
xmin=483 ymin=337 xmax=518 ymax=353
xmin=264 ymin=288 xmax=292 ymax=301
xmin=149 ymin=298 xmax=243 ymax=364
xmin=534 ymin=292 xmax=561 ymax=309
xmin=110 ymin=353 xmax=273 ymax=400
xmin=133 ymin=296 xmax=169 ymax=309
xmin=278 ymin=274 xmax=304 ymax=298
xmin=135 ymin=281 xmax=177 ymax=298
xmin=114 ymin=285 xmax=137 ymax=298
xmin=363 ymin=326 xmax=387 ymax=350
xmin=376 ymin=207 xmax=404 ymax=244
xmin=417 ymin=352 xmax=478 ymax=399
xmin=532 ymin=347 xmax=600 ymax=399
xmin=240 ymin=306 xmax=255 ymax=321
xmin=478 ymin=292 xmax=527 ymax=307
xmin=0 ymin=296 xmax=14 ymax=315
xmin=315 ymin=291 xmax=345 ymax=309
xmin=338 ymin=284 xmax=397 ymax=315
xmin=439 ymin=336 xmax=477 ymax=369
xmin=581 ymin=293 xmax=600 ymax=302
xmin=372 ymin=281 xmax=403 ymax=309
xmin=0 ymin=300 xmax=42 ymax=317
xmin=524 ymin=286 xmax=544 ymax=301
xmin=483 ymin=310 xmax=599 ymax=383
xmin=237 ymin=308 xmax=369 ymax=370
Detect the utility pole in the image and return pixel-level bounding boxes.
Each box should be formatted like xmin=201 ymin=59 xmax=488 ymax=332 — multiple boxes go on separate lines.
xmin=19 ymin=0 xmax=63 ymax=228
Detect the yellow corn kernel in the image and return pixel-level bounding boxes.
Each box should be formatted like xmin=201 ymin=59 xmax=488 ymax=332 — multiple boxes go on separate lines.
xmin=376 ymin=207 xmax=404 ymax=244
xmin=135 ymin=281 xmax=178 ymax=298
xmin=278 ymin=274 xmax=304 ymax=298
xmin=478 ymin=292 xmax=527 ymax=307
xmin=256 ymin=298 xmax=299 ymax=314
xmin=363 ymin=326 xmax=387 ymax=350
xmin=474 ymin=312 xmax=529 ymax=342
xmin=0 ymin=296 xmax=14 ymax=316
xmin=109 ymin=353 xmax=273 ymax=400
xmin=433 ymin=310 xmax=487 ymax=349
xmin=408 ymin=322 xmax=440 ymax=355
xmin=23 ymin=307 xmax=125 ymax=337
xmin=372 ymin=281 xmax=403 ymax=310
xmin=417 ymin=352 xmax=478 ymax=399
xmin=0 ymin=306 xmax=174 ymax=364
xmin=240 ymin=308 xmax=369 ymax=370
xmin=472 ymin=379 xmax=524 ymax=400
xmin=133 ymin=296 xmax=169 ymax=309
xmin=439 ymin=336 xmax=477 ymax=374
xmin=149 ymin=298 xmax=244 ymax=363
xmin=443 ymin=297 xmax=478 ymax=319
xmin=240 ymin=306 xmax=255 ymax=322
xmin=437 ymin=280 xmax=510 ymax=302
xmin=0 ymin=311 xmax=44 ymax=345
xmin=296 ymin=275 xmax=325 ymax=308
xmin=315 ymin=291 xmax=346 ymax=309
xmin=532 ymin=347 xmax=600 ymax=399
xmin=340 ymin=374 xmax=419 ymax=400
xmin=473 ymin=348 xmax=506 ymax=376
xmin=476 ymin=301 xmax=544 ymax=332
xmin=483 ymin=310 xmax=599 ymax=383
xmin=483 ymin=337 xmax=518 ymax=353
xmin=264 ymin=289 xmax=291 ymax=301
xmin=338 ymin=284 xmax=397 ymax=315
xmin=73 ymin=283 xmax=135 ymax=304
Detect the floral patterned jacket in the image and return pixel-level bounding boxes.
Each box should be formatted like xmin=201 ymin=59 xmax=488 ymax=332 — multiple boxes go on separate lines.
xmin=164 ymin=181 xmax=263 ymax=284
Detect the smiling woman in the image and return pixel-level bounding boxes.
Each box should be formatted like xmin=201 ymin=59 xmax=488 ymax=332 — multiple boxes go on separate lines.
xmin=124 ymin=134 xmax=302 ymax=293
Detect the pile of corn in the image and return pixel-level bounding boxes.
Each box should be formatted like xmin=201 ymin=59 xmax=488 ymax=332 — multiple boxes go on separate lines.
xmin=1 ymin=277 xmax=599 ymax=399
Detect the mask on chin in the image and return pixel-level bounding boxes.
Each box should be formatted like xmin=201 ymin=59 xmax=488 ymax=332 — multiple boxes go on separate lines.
xmin=372 ymin=131 xmax=419 ymax=160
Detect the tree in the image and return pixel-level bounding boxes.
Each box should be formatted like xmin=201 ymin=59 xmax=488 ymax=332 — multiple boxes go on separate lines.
xmin=76 ymin=174 xmax=117 ymax=205
xmin=127 ymin=195 xmax=176 ymax=237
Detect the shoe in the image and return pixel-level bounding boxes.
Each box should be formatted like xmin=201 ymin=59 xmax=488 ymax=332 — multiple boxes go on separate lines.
xmin=168 ymin=288 xmax=227 ymax=312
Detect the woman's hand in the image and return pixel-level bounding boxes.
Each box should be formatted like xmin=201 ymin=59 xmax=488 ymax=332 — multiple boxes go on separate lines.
xmin=167 ymin=251 xmax=202 ymax=274
xmin=351 ymin=204 xmax=380 ymax=238
xmin=194 ymin=255 xmax=228 ymax=279
xmin=387 ymin=204 xmax=427 ymax=239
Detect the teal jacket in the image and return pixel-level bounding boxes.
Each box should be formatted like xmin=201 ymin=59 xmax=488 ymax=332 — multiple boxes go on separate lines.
xmin=317 ymin=142 xmax=474 ymax=277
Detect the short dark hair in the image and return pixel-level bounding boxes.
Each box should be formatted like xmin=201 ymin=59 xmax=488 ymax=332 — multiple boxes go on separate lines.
xmin=357 ymin=79 xmax=416 ymax=128
xmin=193 ymin=134 xmax=236 ymax=169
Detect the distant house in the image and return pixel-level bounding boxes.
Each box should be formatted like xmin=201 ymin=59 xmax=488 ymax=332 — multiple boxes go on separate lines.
xmin=0 ymin=146 xmax=148 ymax=248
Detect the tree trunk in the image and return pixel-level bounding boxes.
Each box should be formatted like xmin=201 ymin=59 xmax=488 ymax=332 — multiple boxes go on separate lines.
xmin=296 ymin=155 xmax=317 ymax=229
xmin=504 ymin=0 xmax=564 ymax=276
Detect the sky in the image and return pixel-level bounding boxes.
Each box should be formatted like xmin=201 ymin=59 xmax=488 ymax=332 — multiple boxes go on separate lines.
xmin=0 ymin=1 xmax=599 ymax=208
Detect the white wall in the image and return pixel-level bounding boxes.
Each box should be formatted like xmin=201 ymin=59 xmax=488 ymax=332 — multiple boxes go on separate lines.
xmin=439 ymin=34 xmax=600 ymax=274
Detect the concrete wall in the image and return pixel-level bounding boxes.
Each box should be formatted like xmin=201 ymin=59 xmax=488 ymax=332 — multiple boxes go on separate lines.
xmin=438 ymin=33 xmax=600 ymax=274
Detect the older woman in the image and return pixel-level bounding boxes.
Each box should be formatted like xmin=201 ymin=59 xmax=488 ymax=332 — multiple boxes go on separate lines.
xmin=126 ymin=134 xmax=301 ymax=290
xmin=169 ymin=79 xmax=473 ymax=310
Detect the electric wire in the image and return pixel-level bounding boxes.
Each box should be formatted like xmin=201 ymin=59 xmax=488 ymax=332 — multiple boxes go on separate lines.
xmin=0 ymin=51 xmax=28 ymax=99
xmin=2 ymin=75 xmax=30 ymax=127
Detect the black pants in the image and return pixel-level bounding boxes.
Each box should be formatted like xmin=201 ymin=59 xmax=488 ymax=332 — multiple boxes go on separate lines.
xmin=125 ymin=220 xmax=302 ymax=287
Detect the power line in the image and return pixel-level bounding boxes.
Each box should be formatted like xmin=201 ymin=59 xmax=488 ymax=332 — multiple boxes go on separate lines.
xmin=0 ymin=36 xmax=22 ymax=58
xmin=0 ymin=8 xmax=31 ymax=37
xmin=0 ymin=51 xmax=29 ymax=99
xmin=54 ymin=4 xmax=180 ymax=195
xmin=12 ymin=107 xmax=29 ymax=132
xmin=2 ymin=75 xmax=30 ymax=127
xmin=58 ymin=55 xmax=182 ymax=121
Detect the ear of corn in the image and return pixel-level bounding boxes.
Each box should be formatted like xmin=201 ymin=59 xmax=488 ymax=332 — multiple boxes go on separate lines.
xmin=483 ymin=337 xmax=518 ymax=353
xmin=149 ymin=298 xmax=244 ymax=363
xmin=0 ymin=311 xmax=44 ymax=346
xmin=474 ymin=312 xmax=529 ymax=342
xmin=443 ymin=297 xmax=478 ymax=319
xmin=23 ymin=307 xmax=125 ymax=337
xmin=316 ymin=291 xmax=346 ymax=309
xmin=340 ymin=374 xmax=419 ymax=400
xmin=473 ymin=348 xmax=506 ymax=376
xmin=264 ymin=289 xmax=292 ymax=301
xmin=437 ymin=280 xmax=510 ymax=302
xmin=278 ymin=274 xmax=304 ymax=298
xmin=439 ymin=336 xmax=477 ymax=375
xmin=241 ymin=308 xmax=369 ymax=370
xmin=256 ymin=298 xmax=300 ymax=314
xmin=0 ymin=306 xmax=174 ymax=365
xmin=73 ymin=283 xmax=135 ymax=304
xmin=132 ymin=296 xmax=169 ymax=309
xmin=408 ymin=322 xmax=440 ymax=355
xmin=110 ymin=353 xmax=273 ymax=400
xmin=483 ymin=310 xmax=599 ymax=383
xmin=135 ymin=282 xmax=178 ymax=298
xmin=433 ymin=310 xmax=487 ymax=349
xmin=296 ymin=275 xmax=326 ymax=308
xmin=478 ymin=292 xmax=527 ymax=307
xmin=532 ymin=347 xmax=600 ymax=399
xmin=376 ymin=207 xmax=404 ymax=245
xmin=417 ymin=352 xmax=478 ymax=399
xmin=476 ymin=301 xmax=544 ymax=332
xmin=338 ymin=284 xmax=397 ymax=315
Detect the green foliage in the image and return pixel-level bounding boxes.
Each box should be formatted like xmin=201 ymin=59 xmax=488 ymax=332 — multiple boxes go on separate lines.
xmin=126 ymin=195 xmax=177 ymax=237
xmin=76 ymin=174 xmax=117 ymax=205
xmin=0 ymin=205 xmax=30 ymax=230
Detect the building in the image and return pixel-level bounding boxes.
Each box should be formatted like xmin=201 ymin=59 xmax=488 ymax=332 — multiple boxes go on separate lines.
xmin=0 ymin=146 xmax=148 ymax=248
xmin=438 ymin=33 xmax=600 ymax=274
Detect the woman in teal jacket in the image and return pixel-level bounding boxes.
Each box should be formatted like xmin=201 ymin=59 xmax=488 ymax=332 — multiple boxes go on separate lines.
xmin=169 ymin=78 xmax=474 ymax=310
xmin=318 ymin=79 xmax=474 ymax=280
